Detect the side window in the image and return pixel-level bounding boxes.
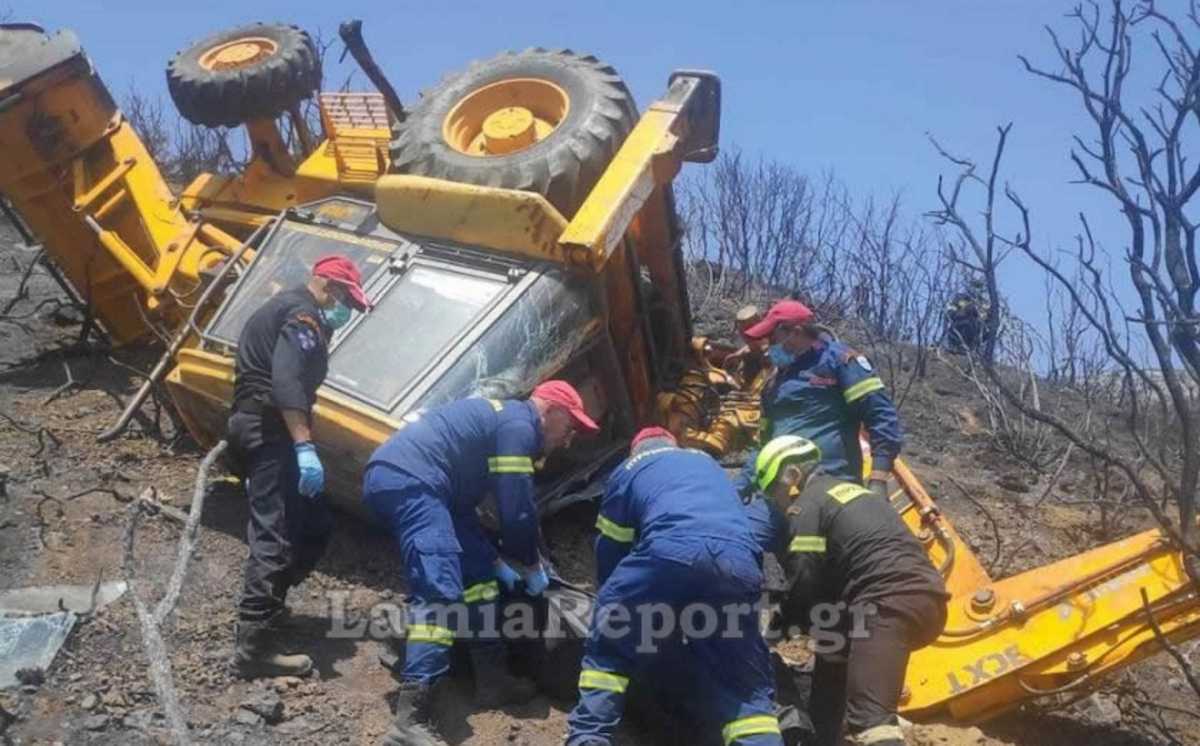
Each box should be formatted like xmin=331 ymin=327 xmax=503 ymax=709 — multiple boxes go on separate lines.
xmin=205 ymin=221 xmax=396 ymax=345
xmin=326 ymin=264 xmax=508 ymax=408
xmin=415 ymin=269 xmax=600 ymax=409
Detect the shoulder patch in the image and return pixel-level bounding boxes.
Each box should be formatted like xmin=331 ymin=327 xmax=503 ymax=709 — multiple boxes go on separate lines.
xmin=294 ymin=313 xmax=321 ymax=332
xmin=296 ymin=327 xmax=317 ymax=351
xmin=855 ymin=355 xmax=873 ymax=372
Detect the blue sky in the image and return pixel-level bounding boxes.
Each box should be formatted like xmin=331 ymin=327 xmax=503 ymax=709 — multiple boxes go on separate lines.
xmin=10 ymin=1 xmax=1193 ymax=328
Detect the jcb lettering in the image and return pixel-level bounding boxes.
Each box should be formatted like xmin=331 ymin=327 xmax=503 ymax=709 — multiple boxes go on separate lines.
xmin=945 ymin=645 xmax=1029 ymax=695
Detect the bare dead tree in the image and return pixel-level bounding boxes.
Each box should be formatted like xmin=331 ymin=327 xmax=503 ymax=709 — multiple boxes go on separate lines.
xmin=931 ymin=1 xmax=1199 ymax=705
xmin=122 ymin=87 xmax=172 ymax=165
xmin=680 ymin=151 xmax=856 ymax=311
xmin=679 ymin=151 xmax=957 ymax=409
xmin=840 ymin=194 xmax=961 ymax=406
xmin=926 ymin=125 xmax=1015 ymax=366
xmin=1014 ymin=0 xmax=1200 ymax=551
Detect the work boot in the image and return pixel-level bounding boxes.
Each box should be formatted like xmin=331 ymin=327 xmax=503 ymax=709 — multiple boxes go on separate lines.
xmin=234 ymin=620 xmax=313 ymax=679
xmin=381 ymin=680 xmax=446 ymax=746
xmin=468 ymin=643 xmax=537 ymax=709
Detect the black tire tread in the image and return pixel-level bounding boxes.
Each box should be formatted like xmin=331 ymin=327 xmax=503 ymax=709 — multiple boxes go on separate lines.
xmin=166 ymin=23 xmax=321 ymax=128
xmin=389 ymin=49 xmax=637 ymax=218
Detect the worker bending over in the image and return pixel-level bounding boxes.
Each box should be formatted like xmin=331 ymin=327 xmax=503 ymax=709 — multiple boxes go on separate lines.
xmin=566 ymin=427 xmax=782 ymax=746
xmin=228 ymin=255 xmax=371 ymax=678
xmin=737 ymin=299 xmax=902 ymax=494
xmin=756 ymin=436 xmax=948 ymax=746
xmin=364 ymin=381 xmax=598 ymax=746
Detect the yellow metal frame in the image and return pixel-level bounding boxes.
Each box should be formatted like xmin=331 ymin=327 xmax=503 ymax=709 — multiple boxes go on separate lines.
xmin=0 ymin=51 xmax=238 ymax=341
xmin=901 ymin=518 xmax=1197 ymax=721
xmin=559 ymin=72 xmax=719 ymax=270
xmin=166 ymin=347 xmax=401 ymax=520
xmin=375 ymin=175 xmax=568 ymax=259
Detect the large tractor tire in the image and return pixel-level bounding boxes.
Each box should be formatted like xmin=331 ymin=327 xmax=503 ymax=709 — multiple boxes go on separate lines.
xmin=390 ymin=49 xmax=638 ymax=219
xmin=166 ymin=23 xmax=321 ymax=128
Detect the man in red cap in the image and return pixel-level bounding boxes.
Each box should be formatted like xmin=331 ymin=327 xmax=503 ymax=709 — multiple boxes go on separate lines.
xmin=737 ymin=298 xmax=902 ymax=495
xmin=364 ymin=380 xmax=598 ymax=746
xmin=227 ymin=254 xmax=371 ymax=678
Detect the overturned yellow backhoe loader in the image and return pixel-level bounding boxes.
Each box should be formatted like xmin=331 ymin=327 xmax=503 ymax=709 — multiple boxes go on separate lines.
xmin=0 ymin=20 xmax=1196 ymax=727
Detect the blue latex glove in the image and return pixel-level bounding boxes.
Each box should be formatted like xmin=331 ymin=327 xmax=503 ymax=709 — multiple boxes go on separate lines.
xmin=295 ymin=442 xmax=325 ymax=498
xmin=494 ymin=560 xmax=521 ymax=592
xmin=523 ymin=565 xmax=549 ymax=597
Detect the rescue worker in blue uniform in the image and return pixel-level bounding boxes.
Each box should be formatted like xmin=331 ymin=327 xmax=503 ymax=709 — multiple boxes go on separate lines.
xmin=228 ymin=255 xmax=371 ymax=678
xmin=364 ymin=380 xmax=599 ymax=746
xmin=737 ymin=299 xmax=902 ymax=495
xmin=565 ymin=427 xmax=783 ymax=746
xmin=756 ymin=436 xmax=948 ymax=746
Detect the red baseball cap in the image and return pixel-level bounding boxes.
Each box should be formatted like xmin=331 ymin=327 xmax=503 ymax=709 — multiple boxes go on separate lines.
xmin=531 ymin=380 xmax=599 ymax=434
xmin=742 ymin=299 xmax=814 ymax=340
xmin=631 ymin=426 xmax=676 ymax=450
xmin=313 ymin=255 xmax=371 ymax=311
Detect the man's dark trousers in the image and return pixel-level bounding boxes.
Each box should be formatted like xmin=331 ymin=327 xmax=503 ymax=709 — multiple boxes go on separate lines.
xmin=236 ymin=431 xmax=334 ymax=623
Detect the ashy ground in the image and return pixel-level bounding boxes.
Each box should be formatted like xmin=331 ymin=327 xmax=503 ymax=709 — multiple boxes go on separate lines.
xmin=1 ymin=222 xmax=1197 ymax=745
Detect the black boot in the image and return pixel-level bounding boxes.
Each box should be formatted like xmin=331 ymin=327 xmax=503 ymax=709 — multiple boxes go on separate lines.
xmin=234 ymin=619 xmax=313 ymax=678
xmin=381 ymin=681 xmax=446 ymax=746
xmin=469 ymin=643 xmax=537 ymax=709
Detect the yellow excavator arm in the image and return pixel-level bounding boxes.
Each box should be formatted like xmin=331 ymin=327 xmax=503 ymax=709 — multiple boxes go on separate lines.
xmin=891 ymin=461 xmax=1200 ymax=722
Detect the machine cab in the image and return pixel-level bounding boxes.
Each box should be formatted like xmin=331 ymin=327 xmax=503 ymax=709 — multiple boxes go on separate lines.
xmin=182 ymin=197 xmax=632 ymax=516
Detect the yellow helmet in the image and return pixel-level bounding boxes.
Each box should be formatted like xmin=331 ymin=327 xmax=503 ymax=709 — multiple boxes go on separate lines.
xmin=754 ymin=435 xmax=821 ymax=491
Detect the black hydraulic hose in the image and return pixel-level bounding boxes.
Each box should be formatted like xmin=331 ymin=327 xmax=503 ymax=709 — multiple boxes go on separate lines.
xmin=338 ymin=20 xmax=406 ymax=123
xmin=96 ymin=223 xmax=265 ymax=442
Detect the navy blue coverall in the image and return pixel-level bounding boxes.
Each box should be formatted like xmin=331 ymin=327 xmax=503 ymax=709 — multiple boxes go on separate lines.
xmin=361 ymin=397 xmax=543 ymax=683
xmin=566 ymin=445 xmax=782 ymax=746
xmin=737 ymin=336 xmax=902 ymax=492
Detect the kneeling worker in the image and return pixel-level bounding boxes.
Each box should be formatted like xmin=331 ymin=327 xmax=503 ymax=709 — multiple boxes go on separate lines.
xmin=364 ymin=381 xmax=599 ymax=746
xmin=755 ymin=435 xmax=948 ymax=746
xmin=566 ymin=427 xmax=782 ymax=746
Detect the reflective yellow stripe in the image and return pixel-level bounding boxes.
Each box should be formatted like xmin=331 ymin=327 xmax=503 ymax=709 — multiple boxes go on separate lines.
xmin=407 ymin=624 xmax=454 ymax=646
xmin=487 ymin=399 xmax=504 ymax=412
xmin=488 ymin=456 xmax=534 ymax=474
xmin=722 ymin=714 xmax=781 ymax=744
xmin=789 ymin=535 xmax=827 ymax=553
xmin=463 ymin=580 xmax=499 ymax=604
xmin=828 ymin=483 xmax=871 ymax=504
xmin=843 ymin=377 xmax=885 ymax=403
xmin=595 ymin=514 xmax=635 ymax=543
xmin=578 ymin=669 xmax=629 ymax=693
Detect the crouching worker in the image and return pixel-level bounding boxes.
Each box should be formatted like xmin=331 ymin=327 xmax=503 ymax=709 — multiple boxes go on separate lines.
xmin=755 ymin=436 xmax=948 ymax=746
xmin=228 ymin=255 xmax=371 ymax=678
xmin=565 ymin=428 xmax=782 ymax=746
xmin=364 ymin=381 xmax=599 ymax=746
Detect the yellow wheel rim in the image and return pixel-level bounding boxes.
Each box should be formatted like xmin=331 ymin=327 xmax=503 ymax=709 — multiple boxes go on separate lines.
xmin=443 ymin=78 xmax=569 ymax=157
xmin=198 ymin=37 xmax=279 ymax=72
